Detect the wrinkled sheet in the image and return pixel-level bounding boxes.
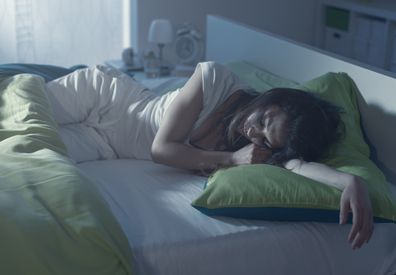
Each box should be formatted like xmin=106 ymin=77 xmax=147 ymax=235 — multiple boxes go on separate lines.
xmin=79 ymin=159 xmax=396 ymax=275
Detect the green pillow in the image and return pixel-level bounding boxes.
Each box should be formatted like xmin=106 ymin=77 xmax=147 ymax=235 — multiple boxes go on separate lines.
xmin=225 ymin=60 xmax=298 ymax=91
xmin=192 ymin=72 xmax=396 ymax=223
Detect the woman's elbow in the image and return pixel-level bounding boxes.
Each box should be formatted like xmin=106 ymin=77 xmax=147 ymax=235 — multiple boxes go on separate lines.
xmin=284 ymin=158 xmax=304 ymax=170
xmin=150 ymin=141 xmax=164 ymax=164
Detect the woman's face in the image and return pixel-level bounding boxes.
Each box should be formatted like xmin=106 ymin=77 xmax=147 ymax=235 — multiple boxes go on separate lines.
xmin=238 ymin=105 xmax=289 ymax=150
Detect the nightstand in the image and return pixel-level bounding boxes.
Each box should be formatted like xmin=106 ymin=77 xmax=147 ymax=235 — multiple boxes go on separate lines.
xmin=104 ymin=59 xmax=144 ymax=77
xmin=172 ymin=64 xmax=195 ymax=77
xmin=104 ymin=59 xmax=191 ymax=94
xmin=132 ymin=70 xmax=181 ymax=83
xmin=104 ymin=59 xmax=180 ymax=81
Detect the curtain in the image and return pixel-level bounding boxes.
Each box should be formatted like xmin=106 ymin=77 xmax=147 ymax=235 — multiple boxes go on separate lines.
xmin=0 ymin=0 xmax=124 ymax=66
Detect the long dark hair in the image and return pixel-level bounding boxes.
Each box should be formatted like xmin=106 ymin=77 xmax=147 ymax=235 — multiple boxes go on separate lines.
xmin=226 ymin=88 xmax=345 ymax=166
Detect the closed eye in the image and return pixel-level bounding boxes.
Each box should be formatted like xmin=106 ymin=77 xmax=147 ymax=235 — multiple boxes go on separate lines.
xmin=259 ymin=118 xmax=265 ymax=127
xmin=263 ymin=141 xmax=272 ymax=150
xmin=255 ymin=137 xmax=272 ymax=150
xmin=261 ymin=143 xmax=271 ymax=150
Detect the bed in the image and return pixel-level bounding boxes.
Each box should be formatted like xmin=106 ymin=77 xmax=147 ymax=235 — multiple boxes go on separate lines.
xmin=1 ymin=15 xmax=396 ymax=275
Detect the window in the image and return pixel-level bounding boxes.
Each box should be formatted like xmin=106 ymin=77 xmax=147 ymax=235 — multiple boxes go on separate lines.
xmin=0 ymin=0 xmax=124 ymax=66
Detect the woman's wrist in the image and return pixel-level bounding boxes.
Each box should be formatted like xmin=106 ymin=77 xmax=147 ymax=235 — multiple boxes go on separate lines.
xmin=229 ymin=151 xmax=238 ymax=166
xmin=224 ymin=151 xmax=237 ymax=167
xmin=344 ymin=174 xmax=364 ymax=189
xmin=198 ymin=150 xmax=234 ymax=170
xmin=229 ymin=149 xmax=248 ymax=166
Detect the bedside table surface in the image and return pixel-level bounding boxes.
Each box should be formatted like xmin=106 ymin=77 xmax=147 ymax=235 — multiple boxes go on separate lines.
xmin=104 ymin=59 xmax=194 ymax=88
xmin=104 ymin=59 xmax=144 ymax=74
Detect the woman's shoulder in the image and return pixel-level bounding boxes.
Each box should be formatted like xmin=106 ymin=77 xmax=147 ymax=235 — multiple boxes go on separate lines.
xmin=196 ymin=61 xmax=228 ymax=73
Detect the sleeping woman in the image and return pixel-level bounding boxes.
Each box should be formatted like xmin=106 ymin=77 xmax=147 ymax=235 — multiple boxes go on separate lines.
xmin=45 ymin=61 xmax=373 ymax=250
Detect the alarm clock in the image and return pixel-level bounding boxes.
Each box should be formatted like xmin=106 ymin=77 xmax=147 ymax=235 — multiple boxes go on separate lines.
xmin=173 ymin=25 xmax=203 ymax=65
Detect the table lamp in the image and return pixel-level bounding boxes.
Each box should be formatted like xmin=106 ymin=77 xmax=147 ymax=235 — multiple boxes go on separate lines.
xmin=148 ymin=19 xmax=173 ymax=67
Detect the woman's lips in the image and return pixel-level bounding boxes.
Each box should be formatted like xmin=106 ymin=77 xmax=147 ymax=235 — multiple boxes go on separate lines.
xmin=243 ymin=123 xmax=250 ymax=139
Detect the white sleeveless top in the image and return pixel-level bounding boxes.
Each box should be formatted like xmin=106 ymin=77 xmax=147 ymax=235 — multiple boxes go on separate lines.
xmin=46 ymin=62 xmax=250 ymax=162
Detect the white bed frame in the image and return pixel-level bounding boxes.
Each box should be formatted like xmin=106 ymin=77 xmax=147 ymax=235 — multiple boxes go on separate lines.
xmin=206 ymin=15 xmax=396 ymax=182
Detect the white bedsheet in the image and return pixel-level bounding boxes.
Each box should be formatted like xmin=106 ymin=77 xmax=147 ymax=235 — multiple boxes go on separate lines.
xmin=78 ymin=159 xmax=396 ymax=275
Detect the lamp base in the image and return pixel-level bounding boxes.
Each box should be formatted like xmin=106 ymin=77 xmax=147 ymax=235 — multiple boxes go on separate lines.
xmin=159 ymin=65 xmax=172 ymax=76
xmin=157 ymin=44 xmax=172 ymax=76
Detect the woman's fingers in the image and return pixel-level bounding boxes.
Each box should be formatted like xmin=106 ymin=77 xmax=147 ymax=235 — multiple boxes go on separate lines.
xmin=339 ymin=197 xmax=350 ymax=225
xmin=339 ymin=177 xmax=374 ymax=250
xmin=251 ymin=145 xmax=272 ymax=163
xmin=367 ymin=223 xmax=374 ymax=243
xmin=348 ymin=204 xmax=374 ymax=249
xmin=352 ymin=209 xmax=374 ymax=249
xmin=349 ymin=208 xmax=363 ymax=249
xmin=348 ymin=204 xmax=363 ymax=245
xmin=231 ymin=143 xmax=272 ymax=166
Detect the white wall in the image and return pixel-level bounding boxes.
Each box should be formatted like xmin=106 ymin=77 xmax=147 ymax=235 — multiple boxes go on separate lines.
xmin=133 ymin=0 xmax=318 ymax=58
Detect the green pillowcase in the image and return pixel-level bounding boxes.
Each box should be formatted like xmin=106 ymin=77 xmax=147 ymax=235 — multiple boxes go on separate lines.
xmin=192 ymin=70 xmax=396 ymax=223
xmin=225 ymin=60 xmax=298 ymax=91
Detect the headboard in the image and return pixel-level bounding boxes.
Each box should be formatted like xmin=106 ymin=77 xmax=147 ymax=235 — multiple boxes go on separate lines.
xmin=205 ymin=15 xmax=396 ymax=179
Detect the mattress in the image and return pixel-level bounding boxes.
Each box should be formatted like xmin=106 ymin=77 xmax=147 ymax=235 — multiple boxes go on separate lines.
xmin=78 ymin=159 xmax=396 ymax=275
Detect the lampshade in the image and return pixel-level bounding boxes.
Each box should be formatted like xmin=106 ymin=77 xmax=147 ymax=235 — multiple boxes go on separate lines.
xmin=148 ymin=19 xmax=173 ymax=44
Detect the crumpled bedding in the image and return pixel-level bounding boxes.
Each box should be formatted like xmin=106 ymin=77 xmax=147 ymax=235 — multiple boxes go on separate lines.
xmin=0 ymin=73 xmax=133 ymax=274
xmin=0 ymin=63 xmax=86 ymax=82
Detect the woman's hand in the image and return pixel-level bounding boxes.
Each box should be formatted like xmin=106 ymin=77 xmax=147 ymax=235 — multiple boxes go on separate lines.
xmin=339 ymin=176 xmax=374 ymax=250
xmin=231 ymin=143 xmax=272 ymax=165
xmin=284 ymin=160 xmax=375 ymax=250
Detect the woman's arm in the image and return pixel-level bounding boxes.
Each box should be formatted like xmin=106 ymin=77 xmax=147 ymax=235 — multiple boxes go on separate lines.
xmin=151 ymin=66 xmax=231 ymax=171
xmin=152 ymin=66 xmax=244 ymax=171
xmin=284 ymin=159 xmax=354 ymax=189
xmin=151 ymin=66 xmax=270 ymax=171
xmin=284 ymin=159 xmax=374 ymax=250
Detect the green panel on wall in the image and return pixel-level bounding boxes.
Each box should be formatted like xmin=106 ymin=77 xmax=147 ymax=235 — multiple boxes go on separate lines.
xmin=325 ymin=6 xmax=350 ymax=31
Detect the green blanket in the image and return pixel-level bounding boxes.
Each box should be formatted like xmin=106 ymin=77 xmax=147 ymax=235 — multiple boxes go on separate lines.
xmin=0 ymin=74 xmax=133 ymax=274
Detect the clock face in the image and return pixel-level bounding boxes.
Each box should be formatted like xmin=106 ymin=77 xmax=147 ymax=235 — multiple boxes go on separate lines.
xmin=174 ymin=33 xmax=202 ymax=65
xmin=176 ymin=37 xmax=196 ymax=60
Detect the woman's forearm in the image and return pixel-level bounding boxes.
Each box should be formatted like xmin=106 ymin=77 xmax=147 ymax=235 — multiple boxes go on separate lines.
xmin=284 ymin=161 xmax=373 ymax=250
xmin=152 ymin=141 xmax=273 ymax=171
xmin=151 ymin=142 xmax=233 ymax=171
xmin=284 ymin=159 xmax=355 ymax=190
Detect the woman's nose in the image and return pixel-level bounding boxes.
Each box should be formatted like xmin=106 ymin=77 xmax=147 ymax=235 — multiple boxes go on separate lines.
xmin=247 ymin=126 xmax=259 ymax=139
xmin=246 ymin=127 xmax=253 ymax=138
